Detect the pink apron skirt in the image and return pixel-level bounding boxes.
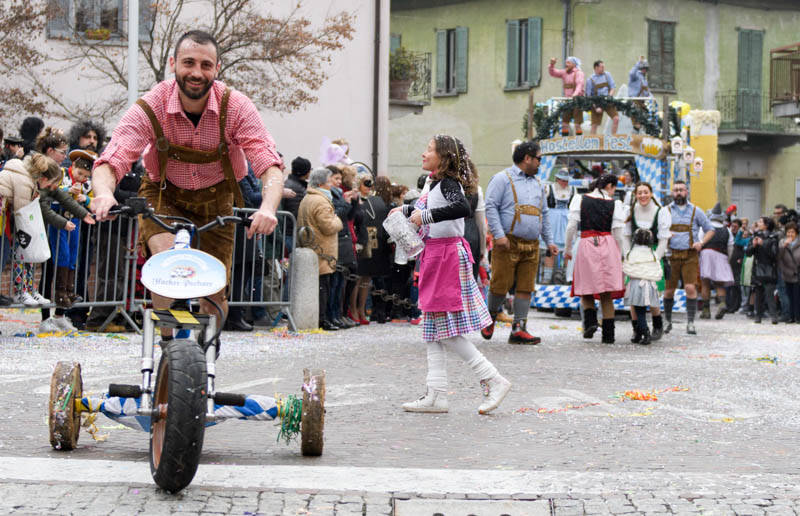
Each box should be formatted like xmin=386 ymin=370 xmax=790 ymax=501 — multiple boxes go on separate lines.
xmin=572 ymin=231 xmax=625 ymax=299
xmin=418 ymin=236 xmax=471 ymax=312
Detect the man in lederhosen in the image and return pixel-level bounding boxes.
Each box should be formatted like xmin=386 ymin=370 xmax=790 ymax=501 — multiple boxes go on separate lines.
xmin=585 ymin=60 xmax=619 ymax=134
xmin=663 ymin=181 xmax=713 ymax=335
xmin=628 ymin=57 xmax=651 ymax=132
xmin=92 ymin=30 xmax=284 ymax=342
xmin=483 ymin=141 xmax=559 ymax=344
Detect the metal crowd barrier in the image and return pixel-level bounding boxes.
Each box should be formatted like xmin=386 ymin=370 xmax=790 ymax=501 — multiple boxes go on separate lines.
xmin=0 ymin=207 xmax=298 ymax=333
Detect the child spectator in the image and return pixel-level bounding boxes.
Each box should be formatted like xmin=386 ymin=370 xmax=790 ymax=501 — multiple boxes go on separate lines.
xmin=623 ymin=228 xmax=663 ymax=345
xmin=0 ymin=153 xmax=63 ymax=305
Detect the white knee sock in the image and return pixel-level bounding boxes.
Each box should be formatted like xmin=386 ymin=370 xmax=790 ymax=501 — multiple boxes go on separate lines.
xmin=442 ymin=335 xmax=498 ymax=381
xmin=425 ymin=342 xmax=447 ymax=393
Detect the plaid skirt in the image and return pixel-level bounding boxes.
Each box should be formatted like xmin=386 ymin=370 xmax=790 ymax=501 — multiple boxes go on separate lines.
xmin=422 ymin=241 xmax=492 ymax=342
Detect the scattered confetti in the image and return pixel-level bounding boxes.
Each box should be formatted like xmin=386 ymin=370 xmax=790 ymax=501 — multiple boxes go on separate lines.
xmin=517 ymin=386 xmax=689 ymax=415
xmin=756 ymin=355 xmax=779 ymax=365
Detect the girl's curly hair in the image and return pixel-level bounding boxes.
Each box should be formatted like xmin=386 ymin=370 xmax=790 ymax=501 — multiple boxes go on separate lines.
xmin=431 ymin=134 xmax=477 ymax=195
xmin=35 ymin=127 xmax=67 ymax=155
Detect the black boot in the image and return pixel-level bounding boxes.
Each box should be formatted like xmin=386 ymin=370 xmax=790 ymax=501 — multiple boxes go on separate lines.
xmin=582 ymin=308 xmax=599 ymax=339
xmin=651 ymin=315 xmax=663 ymax=341
xmin=601 ymin=319 xmax=615 ymax=344
xmin=630 ymin=319 xmax=642 ymax=344
xmin=639 ymin=327 xmax=652 ymax=345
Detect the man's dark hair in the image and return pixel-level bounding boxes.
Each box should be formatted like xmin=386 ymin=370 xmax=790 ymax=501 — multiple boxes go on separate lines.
xmin=732 ymin=218 xmax=743 ymax=227
xmin=761 ymin=216 xmax=776 ymax=232
xmin=512 ymin=140 xmax=540 ymax=165
xmin=174 ymin=30 xmax=220 ymax=62
xmin=673 ymin=180 xmax=687 ymax=187
xmin=68 ymin=119 xmax=107 ymax=151
xmin=417 ymin=173 xmax=428 ymax=190
xmin=19 ymin=116 xmax=44 ymax=154
xmin=593 ymin=60 xmax=603 ymax=69
xmin=774 ymin=203 xmax=788 ymax=212
xmin=291 ymin=156 xmax=311 ymax=177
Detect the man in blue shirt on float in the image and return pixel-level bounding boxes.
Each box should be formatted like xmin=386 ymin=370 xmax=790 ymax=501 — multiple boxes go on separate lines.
xmin=483 ymin=141 xmax=559 ymax=345
xmin=585 ymin=60 xmax=619 ymax=134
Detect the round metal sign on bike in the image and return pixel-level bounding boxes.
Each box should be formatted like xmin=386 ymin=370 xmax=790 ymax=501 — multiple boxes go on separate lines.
xmin=141 ymin=248 xmax=227 ymax=298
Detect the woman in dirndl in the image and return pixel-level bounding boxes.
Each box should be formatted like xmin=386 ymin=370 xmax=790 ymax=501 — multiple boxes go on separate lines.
xmin=622 ymin=182 xmax=671 ymax=341
xmin=396 ymin=135 xmax=511 ymax=415
xmin=564 ymin=173 xmax=627 ymax=343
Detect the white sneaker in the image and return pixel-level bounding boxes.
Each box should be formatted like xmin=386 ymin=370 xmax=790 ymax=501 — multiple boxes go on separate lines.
xmin=478 ymin=374 xmax=511 ymax=414
xmin=30 ymin=291 xmax=50 ymax=305
xmin=402 ymin=389 xmax=448 ymax=413
xmin=38 ymin=317 xmax=62 ymax=333
xmin=54 ymin=317 xmax=78 ymax=332
xmin=14 ymin=292 xmax=38 ymax=306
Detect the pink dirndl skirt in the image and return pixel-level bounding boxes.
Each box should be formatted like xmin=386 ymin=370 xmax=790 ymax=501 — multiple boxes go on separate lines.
xmin=420 ymin=237 xmax=492 ymax=342
xmin=572 ymin=232 xmax=625 ymax=298
xmin=699 ymin=248 xmax=734 ymax=286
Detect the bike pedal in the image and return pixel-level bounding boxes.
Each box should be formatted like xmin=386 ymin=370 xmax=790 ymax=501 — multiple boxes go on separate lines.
xmin=214 ymin=392 xmax=247 ymax=406
xmin=108 ymin=384 xmax=143 ymax=399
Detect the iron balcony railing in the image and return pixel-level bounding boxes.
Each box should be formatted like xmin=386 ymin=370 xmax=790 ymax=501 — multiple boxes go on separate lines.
xmin=716 ymin=90 xmax=800 ymax=134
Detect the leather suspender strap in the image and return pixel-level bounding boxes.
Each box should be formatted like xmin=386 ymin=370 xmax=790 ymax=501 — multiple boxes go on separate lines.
xmin=504 ymin=170 xmax=542 ymax=234
xmin=218 ymin=88 xmax=244 ymax=208
xmin=136 ymin=98 xmax=169 ymax=210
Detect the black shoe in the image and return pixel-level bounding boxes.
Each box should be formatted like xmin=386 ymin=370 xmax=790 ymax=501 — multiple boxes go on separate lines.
xmin=639 ymin=328 xmax=652 ymax=345
xmin=336 ymin=317 xmax=355 ymax=328
xmin=0 ymin=294 xmax=12 ymax=306
xmin=754 ymin=317 xmax=762 ymax=324
xmin=224 ymin=317 xmax=253 ymax=331
xmin=601 ymin=319 xmax=615 ymax=344
xmin=583 ymin=308 xmax=599 ymax=339
xmin=321 ymin=320 xmax=339 ymax=331
xmin=772 ymin=318 xmax=779 ymax=325
xmin=651 ymin=315 xmax=663 ymax=341
xmin=715 ymin=306 xmax=726 ymax=320
xmin=630 ymin=320 xmax=642 ymax=344
xmin=250 ymin=316 xmax=275 ymax=328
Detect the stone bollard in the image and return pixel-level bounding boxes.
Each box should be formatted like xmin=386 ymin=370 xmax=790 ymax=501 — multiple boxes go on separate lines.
xmin=290 ymin=247 xmax=319 ymax=330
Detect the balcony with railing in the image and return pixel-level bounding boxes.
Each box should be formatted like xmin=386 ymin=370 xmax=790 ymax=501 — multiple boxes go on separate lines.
xmin=389 ymin=50 xmax=431 ymax=119
xmin=770 ymin=42 xmax=800 ymax=117
xmin=716 ymin=90 xmax=800 ymax=135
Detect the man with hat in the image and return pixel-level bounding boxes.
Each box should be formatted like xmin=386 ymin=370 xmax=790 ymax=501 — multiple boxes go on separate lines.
xmin=629 ymin=56 xmax=652 ymax=131
xmin=663 ymin=181 xmax=714 ymax=334
xmin=2 ymin=134 xmax=24 ymax=168
xmin=92 ymin=30 xmax=284 ymax=342
xmin=698 ymin=202 xmax=735 ymax=320
xmin=484 ymin=141 xmax=559 ymax=344
xmin=549 ymin=56 xmax=586 ymax=136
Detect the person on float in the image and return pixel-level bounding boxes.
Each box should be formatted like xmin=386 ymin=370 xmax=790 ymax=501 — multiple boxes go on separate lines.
xmin=622 ymin=181 xmax=671 ymax=341
xmin=483 ymin=140 xmax=558 ymax=345
xmin=398 ymin=135 xmax=510 ymax=415
xmin=564 ymin=173 xmax=627 ymax=344
xmin=585 ymin=60 xmax=619 ymax=134
xmin=549 ymin=56 xmax=585 ymax=136
xmin=662 ymin=181 xmax=713 ymax=335
xmin=628 ymin=56 xmax=652 ymax=132
xmin=698 ymin=203 xmax=735 ymax=320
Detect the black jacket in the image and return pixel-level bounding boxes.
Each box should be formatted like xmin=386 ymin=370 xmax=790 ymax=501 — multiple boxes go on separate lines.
xmin=282 ymin=174 xmax=307 ymax=232
xmin=331 ymin=187 xmax=357 ymax=268
xmin=746 ymin=231 xmax=779 ymax=284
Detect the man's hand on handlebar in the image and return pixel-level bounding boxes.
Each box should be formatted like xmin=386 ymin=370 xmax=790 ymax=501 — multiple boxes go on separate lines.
xmin=91 ymin=193 xmax=118 ymax=221
xmin=247 ymin=208 xmax=278 ymax=238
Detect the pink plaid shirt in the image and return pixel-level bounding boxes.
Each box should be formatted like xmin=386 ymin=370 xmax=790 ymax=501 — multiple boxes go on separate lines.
xmin=95 ymin=79 xmax=282 ymax=189
xmin=548 ymin=64 xmax=585 ymax=98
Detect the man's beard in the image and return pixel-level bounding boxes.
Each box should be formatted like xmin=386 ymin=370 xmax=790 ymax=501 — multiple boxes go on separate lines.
xmin=82 ymin=142 xmax=96 ymax=151
xmin=177 ymin=74 xmax=214 ymax=100
xmin=674 ymin=195 xmax=687 ymax=205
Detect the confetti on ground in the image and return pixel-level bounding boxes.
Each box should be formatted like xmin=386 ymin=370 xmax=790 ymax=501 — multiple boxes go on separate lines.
xmin=756 ymin=355 xmax=779 ymax=365
xmin=12 ymin=330 xmax=129 ymax=340
xmin=710 ymin=417 xmax=739 ymax=423
xmin=516 ymin=386 xmax=689 ymax=415
xmin=549 ymin=324 xmax=567 ymax=330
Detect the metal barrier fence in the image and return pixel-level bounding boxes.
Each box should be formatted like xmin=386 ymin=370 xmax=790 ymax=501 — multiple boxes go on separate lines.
xmin=0 ymin=207 xmax=297 ymax=333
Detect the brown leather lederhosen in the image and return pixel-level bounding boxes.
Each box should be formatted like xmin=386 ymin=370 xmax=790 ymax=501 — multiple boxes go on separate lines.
xmin=504 ymin=170 xmax=544 ymax=253
xmin=135 ymin=88 xmax=244 ymax=211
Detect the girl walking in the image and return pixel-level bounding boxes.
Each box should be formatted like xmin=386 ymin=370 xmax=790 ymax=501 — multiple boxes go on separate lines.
xmin=398 ymin=135 xmax=511 ymax=415
xmin=623 ymin=228 xmax=663 ymax=345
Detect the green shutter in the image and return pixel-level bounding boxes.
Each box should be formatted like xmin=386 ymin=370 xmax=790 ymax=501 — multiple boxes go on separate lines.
xmin=737 ymin=29 xmax=764 ymax=128
xmin=47 ymin=0 xmax=71 ymax=39
xmin=455 ymin=26 xmax=468 ymax=93
xmin=661 ymin=23 xmax=675 ymax=90
xmin=506 ymin=20 xmax=520 ymax=88
xmin=737 ymin=29 xmax=749 ymax=91
xmin=390 ymin=34 xmax=401 ymax=55
xmin=647 ymin=21 xmax=662 ymax=89
xmin=436 ymin=29 xmax=447 ymax=93
xmin=527 ymin=17 xmax=542 ymax=87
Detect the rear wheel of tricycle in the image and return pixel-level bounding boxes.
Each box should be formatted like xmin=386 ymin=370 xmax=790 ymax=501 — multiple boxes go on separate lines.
xmin=300 ymin=369 xmax=326 ymax=456
xmin=49 ymin=361 xmax=82 ymax=450
xmin=149 ymin=339 xmax=207 ymax=493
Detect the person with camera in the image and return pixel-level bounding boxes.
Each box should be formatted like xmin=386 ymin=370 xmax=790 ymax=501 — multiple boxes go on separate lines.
xmin=746 ymin=216 xmax=780 ymax=324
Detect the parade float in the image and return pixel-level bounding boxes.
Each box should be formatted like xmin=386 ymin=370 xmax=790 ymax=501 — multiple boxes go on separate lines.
xmin=526 ymin=95 xmax=720 ymax=314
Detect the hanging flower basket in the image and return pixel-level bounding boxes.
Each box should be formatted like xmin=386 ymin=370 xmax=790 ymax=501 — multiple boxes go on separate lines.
xmin=85 ymin=28 xmax=111 ymax=41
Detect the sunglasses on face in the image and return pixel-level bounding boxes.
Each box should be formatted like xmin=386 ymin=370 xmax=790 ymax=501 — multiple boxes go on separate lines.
xmin=363 ymin=179 xmax=373 ymax=187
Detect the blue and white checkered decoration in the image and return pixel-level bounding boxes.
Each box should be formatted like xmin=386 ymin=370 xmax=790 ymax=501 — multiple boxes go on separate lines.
xmin=533 ymin=285 xmax=686 ymax=312
xmin=537 ymin=154 xmax=558 ymax=181
xmin=634 ymin=155 xmax=665 ymax=204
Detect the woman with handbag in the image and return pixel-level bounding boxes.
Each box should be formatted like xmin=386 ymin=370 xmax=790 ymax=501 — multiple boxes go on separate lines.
xmin=0 ymin=153 xmax=63 ymax=305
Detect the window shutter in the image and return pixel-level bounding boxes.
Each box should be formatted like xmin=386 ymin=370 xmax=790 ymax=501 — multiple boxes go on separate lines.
xmin=390 ymin=34 xmax=401 ymax=55
xmin=750 ymin=30 xmax=763 ymax=93
xmin=139 ymin=0 xmax=154 ymax=41
xmin=647 ymin=21 xmax=662 ymax=89
xmin=527 ymin=17 xmax=542 ymax=87
xmin=661 ymin=23 xmax=675 ymax=90
xmin=436 ymin=29 xmax=447 ymax=93
xmin=737 ymin=29 xmax=750 ymax=92
xmin=506 ymin=20 xmax=520 ymax=88
xmin=47 ymin=0 xmax=71 ymax=39
xmin=455 ymin=26 xmax=468 ymax=93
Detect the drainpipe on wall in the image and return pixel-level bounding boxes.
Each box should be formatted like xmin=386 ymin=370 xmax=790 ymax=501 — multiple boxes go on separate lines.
xmin=371 ymin=0 xmax=381 ymax=175
xmin=562 ymin=0 xmax=571 ymax=63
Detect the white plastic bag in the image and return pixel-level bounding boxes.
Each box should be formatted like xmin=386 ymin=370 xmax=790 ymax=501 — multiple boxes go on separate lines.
xmin=14 ymin=199 xmax=51 ymax=263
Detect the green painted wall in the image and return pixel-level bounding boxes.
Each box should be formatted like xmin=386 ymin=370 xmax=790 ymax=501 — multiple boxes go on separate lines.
xmin=389 ymin=0 xmax=800 ymax=209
